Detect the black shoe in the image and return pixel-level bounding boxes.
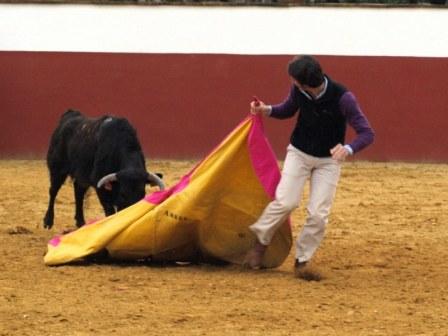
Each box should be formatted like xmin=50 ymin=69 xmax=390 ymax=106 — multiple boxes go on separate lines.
xmin=294 ymin=259 xmax=322 ymax=281
xmin=294 ymin=259 xmax=307 ymax=269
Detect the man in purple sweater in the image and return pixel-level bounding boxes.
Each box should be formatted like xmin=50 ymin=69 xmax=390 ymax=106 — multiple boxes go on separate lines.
xmin=244 ymin=55 xmax=374 ymax=278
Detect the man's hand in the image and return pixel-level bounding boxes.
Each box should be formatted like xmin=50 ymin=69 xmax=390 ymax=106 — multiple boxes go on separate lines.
xmin=330 ymin=144 xmax=349 ymax=161
xmin=250 ymin=97 xmax=270 ymax=116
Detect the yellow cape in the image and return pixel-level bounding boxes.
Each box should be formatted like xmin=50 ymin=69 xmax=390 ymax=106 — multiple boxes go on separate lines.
xmin=44 ymin=115 xmax=292 ymax=268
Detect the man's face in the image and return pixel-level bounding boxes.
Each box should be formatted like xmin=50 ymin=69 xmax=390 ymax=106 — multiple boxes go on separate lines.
xmin=291 ymin=78 xmax=312 ymax=94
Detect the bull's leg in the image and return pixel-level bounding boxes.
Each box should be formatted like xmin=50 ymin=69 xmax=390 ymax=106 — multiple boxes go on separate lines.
xmin=74 ymin=181 xmax=88 ymax=227
xmin=95 ymin=189 xmax=116 ymax=217
xmin=43 ymin=172 xmax=67 ymax=229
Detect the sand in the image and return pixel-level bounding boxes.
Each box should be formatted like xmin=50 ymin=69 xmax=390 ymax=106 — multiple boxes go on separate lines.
xmin=1 ymin=159 xmax=447 ymax=335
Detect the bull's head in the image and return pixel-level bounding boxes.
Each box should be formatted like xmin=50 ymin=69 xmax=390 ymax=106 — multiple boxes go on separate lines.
xmin=97 ymin=170 xmax=165 ymax=211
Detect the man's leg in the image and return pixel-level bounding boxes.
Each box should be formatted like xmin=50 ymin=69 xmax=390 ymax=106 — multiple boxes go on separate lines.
xmin=295 ymin=158 xmax=341 ymax=263
xmin=244 ymin=145 xmax=311 ymax=268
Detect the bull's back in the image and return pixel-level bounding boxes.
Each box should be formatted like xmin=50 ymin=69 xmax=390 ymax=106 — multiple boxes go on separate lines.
xmin=46 ymin=110 xmax=85 ymax=171
xmin=66 ymin=115 xmax=116 ymax=183
xmin=46 ymin=110 xmax=103 ymax=183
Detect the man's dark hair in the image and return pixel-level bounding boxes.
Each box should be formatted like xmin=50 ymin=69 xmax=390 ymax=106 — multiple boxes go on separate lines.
xmin=287 ymin=55 xmax=324 ymax=88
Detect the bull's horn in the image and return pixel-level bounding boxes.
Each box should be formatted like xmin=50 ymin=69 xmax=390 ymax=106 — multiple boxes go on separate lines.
xmin=97 ymin=173 xmax=118 ymax=189
xmin=147 ymin=172 xmax=165 ymax=190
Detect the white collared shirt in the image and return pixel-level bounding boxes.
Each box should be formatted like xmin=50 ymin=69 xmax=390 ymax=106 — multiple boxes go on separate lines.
xmin=299 ymin=76 xmax=328 ymax=100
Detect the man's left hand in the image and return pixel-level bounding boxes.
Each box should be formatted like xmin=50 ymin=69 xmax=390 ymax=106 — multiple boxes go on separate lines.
xmin=330 ymin=144 xmax=349 ymax=161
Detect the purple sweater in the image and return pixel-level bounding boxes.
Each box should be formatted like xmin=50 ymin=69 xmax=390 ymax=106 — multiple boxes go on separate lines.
xmin=271 ymin=85 xmax=374 ymax=154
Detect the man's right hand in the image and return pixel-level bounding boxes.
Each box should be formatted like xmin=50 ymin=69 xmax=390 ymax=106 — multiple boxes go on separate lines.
xmin=250 ymin=99 xmax=270 ymax=116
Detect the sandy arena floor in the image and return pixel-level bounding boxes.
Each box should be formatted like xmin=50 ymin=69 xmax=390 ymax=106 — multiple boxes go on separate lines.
xmin=0 ymin=159 xmax=447 ymax=336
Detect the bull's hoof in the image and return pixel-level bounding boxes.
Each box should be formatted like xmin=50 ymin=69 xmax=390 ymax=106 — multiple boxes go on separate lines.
xmin=75 ymin=219 xmax=85 ymax=228
xmin=43 ymin=215 xmax=54 ymax=230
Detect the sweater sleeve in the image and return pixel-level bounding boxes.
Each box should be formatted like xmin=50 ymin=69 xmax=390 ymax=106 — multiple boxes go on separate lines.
xmin=270 ymin=85 xmax=300 ymax=120
xmin=340 ymin=92 xmax=375 ymax=154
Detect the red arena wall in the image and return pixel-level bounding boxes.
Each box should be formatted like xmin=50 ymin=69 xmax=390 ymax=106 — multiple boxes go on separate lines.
xmin=1 ymin=6 xmax=447 ymax=162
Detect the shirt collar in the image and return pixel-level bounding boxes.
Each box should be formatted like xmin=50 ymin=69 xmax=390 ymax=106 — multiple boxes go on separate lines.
xmin=299 ymin=76 xmax=328 ymax=100
xmin=316 ymin=76 xmax=328 ymax=99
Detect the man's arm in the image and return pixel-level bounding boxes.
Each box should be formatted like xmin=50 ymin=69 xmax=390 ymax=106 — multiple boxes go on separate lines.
xmin=269 ymin=85 xmax=300 ymax=119
xmin=340 ymin=92 xmax=375 ymax=154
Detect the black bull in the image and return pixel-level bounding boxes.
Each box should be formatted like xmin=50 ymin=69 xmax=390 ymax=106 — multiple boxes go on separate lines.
xmin=43 ymin=109 xmax=165 ymax=229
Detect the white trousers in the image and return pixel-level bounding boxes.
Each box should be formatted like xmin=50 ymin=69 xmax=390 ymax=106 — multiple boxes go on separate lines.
xmin=250 ymin=144 xmax=341 ymax=263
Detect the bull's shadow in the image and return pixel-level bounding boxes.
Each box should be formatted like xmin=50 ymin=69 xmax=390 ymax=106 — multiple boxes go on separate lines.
xmin=56 ymin=248 xmax=230 ymax=268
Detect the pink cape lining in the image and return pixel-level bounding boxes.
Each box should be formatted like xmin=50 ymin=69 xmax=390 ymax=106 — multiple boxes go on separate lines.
xmin=49 ymin=236 xmax=61 ymax=247
xmin=247 ymin=114 xmax=280 ymax=199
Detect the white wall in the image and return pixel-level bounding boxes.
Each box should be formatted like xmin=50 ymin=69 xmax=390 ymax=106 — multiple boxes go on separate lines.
xmin=1 ymin=4 xmax=447 ymax=57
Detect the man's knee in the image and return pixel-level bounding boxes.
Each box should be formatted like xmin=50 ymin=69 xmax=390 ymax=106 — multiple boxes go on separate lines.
xmin=305 ymin=210 xmax=328 ymax=228
xmin=277 ymin=199 xmax=298 ymax=213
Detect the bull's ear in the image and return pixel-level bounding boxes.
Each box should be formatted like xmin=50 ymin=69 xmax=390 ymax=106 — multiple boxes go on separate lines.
xmin=155 ymin=173 xmax=163 ymax=179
